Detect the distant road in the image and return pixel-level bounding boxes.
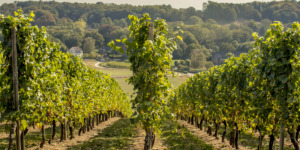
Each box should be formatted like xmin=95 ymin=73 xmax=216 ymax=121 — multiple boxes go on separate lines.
xmin=94 ymin=62 xmax=103 ymax=68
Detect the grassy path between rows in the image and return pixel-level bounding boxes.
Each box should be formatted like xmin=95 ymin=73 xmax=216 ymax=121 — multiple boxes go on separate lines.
xmin=217 ymin=123 xmax=295 ymax=150
xmin=0 ymin=117 xmax=121 ymax=150
xmin=178 ymin=119 xmax=295 ymax=150
xmin=162 ymin=120 xmax=214 ymax=150
xmin=67 ymin=118 xmax=216 ymax=150
xmin=66 ymin=118 xmax=137 ymax=150
xmin=177 ymin=120 xmax=240 ymax=150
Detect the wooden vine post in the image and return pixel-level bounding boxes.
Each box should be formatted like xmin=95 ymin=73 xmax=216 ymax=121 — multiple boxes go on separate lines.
xmin=12 ymin=27 xmax=21 ymax=150
xmin=279 ymin=120 xmax=285 ymax=150
xmin=148 ymin=22 xmax=154 ymax=150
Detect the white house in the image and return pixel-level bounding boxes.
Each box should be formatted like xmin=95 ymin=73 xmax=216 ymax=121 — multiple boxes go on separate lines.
xmin=68 ymin=47 xmax=83 ymax=57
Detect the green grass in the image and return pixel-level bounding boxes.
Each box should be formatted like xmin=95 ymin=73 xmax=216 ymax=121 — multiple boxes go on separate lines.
xmin=0 ymin=124 xmax=59 ymax=149
xmin=0 ymin=123 xmax=8 ymax=133
xmin=161 ymin=120 xmax=214 ymax=150
xmin=114 ymin=78 xmax=134 ymax=96
xmin=101 ymin=69 xmax=132 ymax=77
xmin=114 ymin=76 xmax=189 ymax=96
xmin=0 ymin=122 xmax=84 ymax=149
xmin=0 ymin=137 xmax=9 ymax=150
xmin=168 ymin=76 xmax=189 ymax=89
xmin=67 ymin=118 xmax=137 ymax=150
xmin=83 ymin=59 xmax=189 ymax=96
xmin=101 ymin=61 xmax=131 ymax=69
xmin=217 ymin=124 xmax=294 ymax=150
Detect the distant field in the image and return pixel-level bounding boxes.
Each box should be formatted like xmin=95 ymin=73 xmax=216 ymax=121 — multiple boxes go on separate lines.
xmin=83 ymin=59 xmax=132 ymax=76
xmin=114 ymin=78 xmax=134 ymax=96
xmin=168 ymin=75 xmax=189 ymax=89
xmin=100 ymin=61 xmax=131 ymax=69
xmin=83 ymin=59 xmax=190 ymax=96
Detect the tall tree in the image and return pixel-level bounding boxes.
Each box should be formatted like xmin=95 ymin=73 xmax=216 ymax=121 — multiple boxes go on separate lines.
xmin=82 ymin=37 xmax=95 ymax=54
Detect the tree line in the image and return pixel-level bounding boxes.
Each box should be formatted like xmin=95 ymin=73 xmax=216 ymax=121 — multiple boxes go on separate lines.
xmin=1 ymin=1 xmax=300 ymax=71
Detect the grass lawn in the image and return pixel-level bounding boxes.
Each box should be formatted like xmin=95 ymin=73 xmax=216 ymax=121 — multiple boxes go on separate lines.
xmin=0 ymin=123 xmax=68 ymax=149
xmin=217 ymin=124 xmax=294 ymax=150
xmin=67 ymin=118 xmax=137 ymax=150
xmin=83 ymin=59 xmax=190 ymax=96
xmin=169 ymin=75 xmax=190 ymax=89
xmin=161 ymin=120 xmax=214 ymax=150
xmin=114 ymin=78 xmax=134 ymax=96
xmin=102 ymin=69 xmax=132 ymax=77
xmin=100 ymin=61 xmax=131 ymax=69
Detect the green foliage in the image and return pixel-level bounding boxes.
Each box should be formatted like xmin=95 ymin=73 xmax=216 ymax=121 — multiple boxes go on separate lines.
xmin=174 ymin=60 xmax=179 ymax=67
xmin=0 ymin=43 xmax=8 ymax=116
xmin=82 ymin=37 xmax=96 ymax=54
xmin=170 ymin=21 xmax=300 ymax=146
xmin=191 ymin=49 xmax=206 ymax=69
xmin=0 ymin=10 xmax=132 ymax=131
xmin=1 ymin=1 xmax=299 ymax=64
xmin=83 ymin=52 xmax=98 ymax=59
xmin=254 ymin=21 xmax=300 ymax=129
xmin=205 ymin=61 xmax=214 ymax=69
xmin=184 ymin=59 xmax=191 ymax=67
xmin=85 ymin=30 xmax=104 ymax=48
xmin=109 ymin=13 xmax=180 ymax=135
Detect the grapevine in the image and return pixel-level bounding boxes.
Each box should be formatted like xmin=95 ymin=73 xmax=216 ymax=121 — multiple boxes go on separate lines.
xmin=0 ymin=10 xmax=132 ymax=149
xmin=170 ymin=21 xmax=300 ymax=149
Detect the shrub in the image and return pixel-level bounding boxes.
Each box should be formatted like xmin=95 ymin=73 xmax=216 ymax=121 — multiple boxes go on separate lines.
xmin=174 ymin=60 xmax=179 ymax=67
xmin=189 ymin=68 xmax=206 ymax=73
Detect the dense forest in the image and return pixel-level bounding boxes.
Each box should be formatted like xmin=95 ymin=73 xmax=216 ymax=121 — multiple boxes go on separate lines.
xmin=0 ymin=1 xmax=299 ymax=71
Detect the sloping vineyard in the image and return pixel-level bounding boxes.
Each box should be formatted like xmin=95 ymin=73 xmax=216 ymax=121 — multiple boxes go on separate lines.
xmin=0 ymin=10 xmax=132 ymax=149
xmin=170 ymin=22 xmax=300 ymax=150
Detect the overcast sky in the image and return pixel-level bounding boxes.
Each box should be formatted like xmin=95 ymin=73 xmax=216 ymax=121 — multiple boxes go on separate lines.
xmin=0 ymin=0 xmax=275 ymax=10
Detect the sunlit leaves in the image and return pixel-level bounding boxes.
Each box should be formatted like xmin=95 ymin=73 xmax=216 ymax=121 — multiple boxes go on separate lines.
xmin=0 ymin=11 xmax=132 ymax=130
xmin=109 ymin=14 xmax=180 ymax=134
xmin=170 ymin=21 xmax=300 ymax=137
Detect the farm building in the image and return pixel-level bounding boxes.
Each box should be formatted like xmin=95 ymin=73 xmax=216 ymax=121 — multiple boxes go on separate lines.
xmin=68 ymin=47 xmax=83 ymax=57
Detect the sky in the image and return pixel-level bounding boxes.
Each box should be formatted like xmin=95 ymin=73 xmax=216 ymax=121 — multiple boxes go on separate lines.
xmin=0 ymin=0 xmax=275 ymax=10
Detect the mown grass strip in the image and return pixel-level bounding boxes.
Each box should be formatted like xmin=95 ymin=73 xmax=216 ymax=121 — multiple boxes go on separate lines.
xmin=161 ymin=120 xmax=214 ymax=150
xmin=217 ymin=125 xmax=294 ymax=150
xmin=101 ymin=61 xmax=131 ymax=69
xmin=67 ymin=118 xmax=137 ymax=150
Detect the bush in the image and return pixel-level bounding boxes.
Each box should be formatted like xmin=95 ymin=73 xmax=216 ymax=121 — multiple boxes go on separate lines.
xmin=205 ymin=61 xmax=214 ymax=69
xmin=180 ymin=60 xmax=185 ymax=65
xmin=178 ymin=65 xmax=189 ymax=71
xmin=174 ymin=60 xmax=179 ymax=67
xmin=185 ymin=59 xmax=191 ymax=67
xmin=189 ymin=68 xmax=206 ymax=73
xmin=83 ymin=53 xmax=97 ymax=59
